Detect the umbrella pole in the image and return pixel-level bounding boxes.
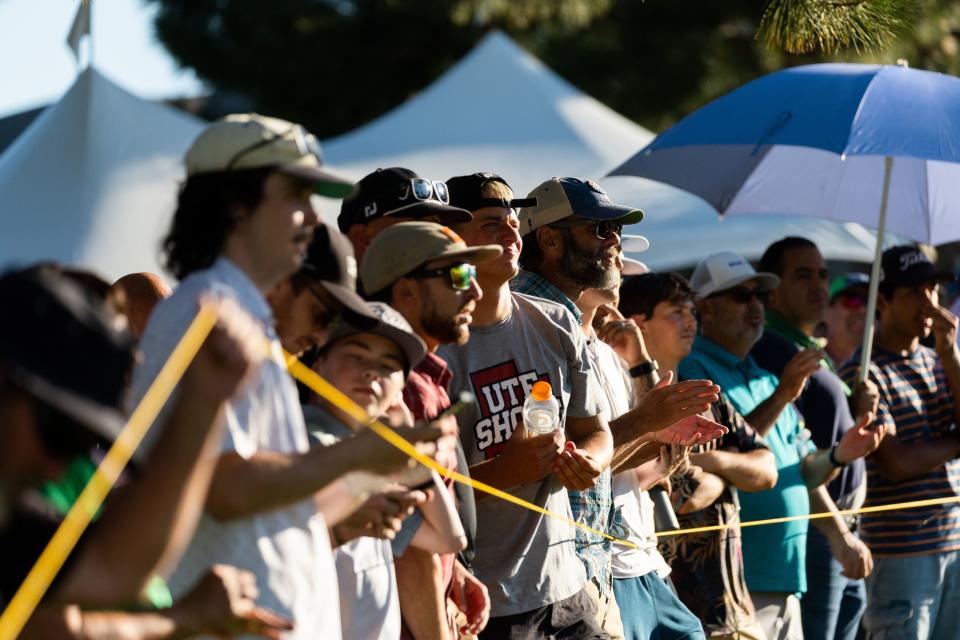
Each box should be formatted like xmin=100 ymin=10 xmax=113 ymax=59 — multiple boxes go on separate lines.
xmin=858 ymin=156 xmax=894 ymax=383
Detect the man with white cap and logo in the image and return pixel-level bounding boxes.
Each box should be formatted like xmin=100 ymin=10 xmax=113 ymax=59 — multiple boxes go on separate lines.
xmin=130 ymin=114 xmax=448 ymax=639
xmin=839 ymin=246 xmax=960 ymax=640
xmin=678 ymin=252 xmax=880 ymax=640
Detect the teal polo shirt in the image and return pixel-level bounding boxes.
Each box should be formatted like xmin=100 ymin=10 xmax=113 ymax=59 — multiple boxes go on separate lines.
xmin=679 ymin=335 xmax=815 ymax=595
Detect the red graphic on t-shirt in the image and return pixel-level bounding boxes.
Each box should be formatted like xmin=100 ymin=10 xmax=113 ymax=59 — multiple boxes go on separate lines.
xmin=468 ymin=361 xmax=555 ymax=459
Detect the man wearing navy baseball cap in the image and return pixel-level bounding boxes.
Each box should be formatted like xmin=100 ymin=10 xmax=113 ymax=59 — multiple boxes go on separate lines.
xmin=838 ymin=246 xmax=960 ymax=640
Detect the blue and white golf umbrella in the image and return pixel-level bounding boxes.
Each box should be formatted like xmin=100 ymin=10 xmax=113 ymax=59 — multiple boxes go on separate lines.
xmin=609 ymin=62 xmax=960 ymax=376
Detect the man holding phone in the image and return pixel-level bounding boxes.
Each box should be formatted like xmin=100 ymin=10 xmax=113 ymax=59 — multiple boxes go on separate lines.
xmin=840 ymin=246 xmax=960 ymax=640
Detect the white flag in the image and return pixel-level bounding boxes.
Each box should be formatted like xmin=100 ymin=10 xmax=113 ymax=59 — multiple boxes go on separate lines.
xmin=66 ymin=0 xmax=91 ymax=62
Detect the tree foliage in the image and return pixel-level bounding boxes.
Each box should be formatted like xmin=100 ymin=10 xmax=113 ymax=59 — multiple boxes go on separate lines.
xmin=149 ymin=0 xmax=960 ymax=138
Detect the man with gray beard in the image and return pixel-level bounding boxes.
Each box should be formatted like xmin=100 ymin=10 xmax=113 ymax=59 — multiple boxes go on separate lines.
xmin=512 ymin=178 xmax=725 ymax=637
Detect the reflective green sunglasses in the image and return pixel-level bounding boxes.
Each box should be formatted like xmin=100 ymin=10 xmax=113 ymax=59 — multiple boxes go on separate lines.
xmin=407 ymin=262 xmax=477 ymax=291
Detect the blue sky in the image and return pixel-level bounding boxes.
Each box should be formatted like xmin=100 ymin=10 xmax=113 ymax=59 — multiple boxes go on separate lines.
xmin=0 ymin=0 xmax=204 ymax=118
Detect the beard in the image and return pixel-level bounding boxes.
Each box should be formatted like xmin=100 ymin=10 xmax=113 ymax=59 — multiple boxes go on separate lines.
xmin=561 ymin=240 xmax=619 ymax=291
xmin=421 ymin=299 xmax=470 ymax=346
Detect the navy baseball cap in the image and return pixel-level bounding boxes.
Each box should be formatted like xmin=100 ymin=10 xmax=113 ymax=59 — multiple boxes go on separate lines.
xmin=446 ymin=172 xmax=537 ymax=212
xmin=880 ymin=246 xmax=955 ymax=289
xmin=518 ymin=177 xmax=643 ymax=236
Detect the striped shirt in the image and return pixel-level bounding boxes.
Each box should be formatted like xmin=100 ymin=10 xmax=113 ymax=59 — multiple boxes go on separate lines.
xmin=840 ymin=345 xmax=960 ymax=557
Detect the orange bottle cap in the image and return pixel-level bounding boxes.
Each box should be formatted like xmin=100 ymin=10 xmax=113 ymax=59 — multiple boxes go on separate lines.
xmin=531 ymin=380 xmax=552 ymax=401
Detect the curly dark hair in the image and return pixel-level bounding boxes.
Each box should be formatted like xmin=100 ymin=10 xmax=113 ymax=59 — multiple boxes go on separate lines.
xmin=162 ymin=168 xmax=273 ymax=280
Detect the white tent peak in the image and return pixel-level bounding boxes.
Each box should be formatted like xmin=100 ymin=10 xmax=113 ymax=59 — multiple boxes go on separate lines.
xmin=0 ymin=67 xmax=203 ymax=281
xmin=324 ymin=30 xmax=654 ymax=194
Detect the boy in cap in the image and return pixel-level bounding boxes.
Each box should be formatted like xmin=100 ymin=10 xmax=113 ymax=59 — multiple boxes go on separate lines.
xmin=268 ymin=223 xmax=378 ymax=357
xmin=338 ymin=167 xmax=472 ymax=261
xmin=839 ymin=246 xmax=960 ymax=640
xmin=362 ymin=220 xmax=502 ymax=637
xmin=308 ymin=302 xmax=466 ymax=640
xmin=130 ymin=114 xmax=447 ymax=639
xmin=0 ymin=268 xmax=290 ymax=637
xmin=436 ymin=171 xmax=611 ymax=638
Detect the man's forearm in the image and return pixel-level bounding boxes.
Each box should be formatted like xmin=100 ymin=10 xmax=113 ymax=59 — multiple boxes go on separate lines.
xmin=808 ymin=485 xmax=850 ymax=543
xmin=800 ymin=449 xmax=840 ymax=489
xmin=611 ymin=437 xmax=660 ymax=474
xmin=745 ymin=390 xmax=791 ymax=437
xmin=469 ymin=455 xmax=542 ymax=492
xmin=206 ymin=434 xmax=381 ymax=520
xmin=394 ymin=549 xmax=452 ymax=640
xmin=691 ymin=449 xmax=777 ymax=492
xmin=873 ymin=434 xmax=960 ymax=483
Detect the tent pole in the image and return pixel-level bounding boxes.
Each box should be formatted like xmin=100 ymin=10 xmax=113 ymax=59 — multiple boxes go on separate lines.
xmin=858 ymin=156 xmax=893 ymax=383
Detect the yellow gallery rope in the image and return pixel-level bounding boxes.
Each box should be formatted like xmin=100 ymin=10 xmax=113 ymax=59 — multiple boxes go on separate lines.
xmin=4 ymin=305 xmax=957 ymax=637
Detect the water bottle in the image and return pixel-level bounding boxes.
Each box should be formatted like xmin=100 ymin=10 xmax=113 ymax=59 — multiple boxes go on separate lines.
xmin=523 ymin=381 xmax=559 ymax=435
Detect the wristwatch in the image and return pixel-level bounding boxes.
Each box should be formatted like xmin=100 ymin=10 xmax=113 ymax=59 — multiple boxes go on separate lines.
xmin=828 ymin=443 xmax=848 ymax=468
xmin=629 ymin=359 xmax=659 ymax=379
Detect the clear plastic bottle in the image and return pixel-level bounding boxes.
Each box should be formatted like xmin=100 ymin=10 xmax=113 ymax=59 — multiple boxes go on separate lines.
xmin=523 ymin=381 xmax=559 ymax=435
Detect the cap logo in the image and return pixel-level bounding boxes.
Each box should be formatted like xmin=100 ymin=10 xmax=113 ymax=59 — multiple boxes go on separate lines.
xmin=398 ymin=184 xmax=411 ymax=201
xmin=727 ymin=258 xmax=745 ymax=267
xmin=345 ymin=256 xmax=358 ymax=280
xmin=364 ymin=203 xmax=378 ymax=219
xmin=439 ymin=226 xmax=465 ymax=244
xmin=899 ymin=251 xmax=929 ymax=271
xmin=585 ymin=180 xmax=606 ymax=196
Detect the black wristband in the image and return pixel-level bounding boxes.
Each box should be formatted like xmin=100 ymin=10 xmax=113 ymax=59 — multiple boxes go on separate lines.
xmin=630 ymin=359 xmax=660 ymax=378
xmin=828 ymin=444 xmax=848 ymax=468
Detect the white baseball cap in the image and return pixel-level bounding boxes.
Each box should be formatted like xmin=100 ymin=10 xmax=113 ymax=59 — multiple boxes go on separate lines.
xmin=621 ymin=234 xmax=650 ymax=253
xmin=690 ymin=251 xmax=780 ymax=298
xmin=621 ymin=257 xmax=649 ymax=276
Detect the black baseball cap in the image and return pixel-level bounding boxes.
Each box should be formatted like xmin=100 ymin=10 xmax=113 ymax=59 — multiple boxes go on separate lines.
xmin=301 ymin=224 xmax=378 ymax=329
xmin=880 ymin=246 xmax=955 ymax=289
xmin=0 ymin=268 xmax=134 ymax=451
xmin=446 ymin=172 xmax=537 ymax=213
xmin=337 ymin=167 xmax=472 ymax=232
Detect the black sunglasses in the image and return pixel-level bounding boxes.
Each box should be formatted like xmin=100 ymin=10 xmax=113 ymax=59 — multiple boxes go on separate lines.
xmin=550 ymin=218 xmax=623 ymax=240
xmin=712 ymin=286 xmax=772 ymax=305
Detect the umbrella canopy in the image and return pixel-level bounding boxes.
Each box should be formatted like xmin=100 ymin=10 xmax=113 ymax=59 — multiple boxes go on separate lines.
xmin=609 ymin=62 xmax=960 ymax=378
xmin=609 ymin=63 xmax=960 ymax=246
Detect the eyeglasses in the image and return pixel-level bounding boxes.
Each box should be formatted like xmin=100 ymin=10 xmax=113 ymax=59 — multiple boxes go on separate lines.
xmin=406 ymin=263 xmax=477 ymax=291
xmin=225 ymin=124 xmax=322 ymax=170
xmin=403 ymin=179 xmax=451 ymax=205
xmin=305 ymin=282 xmax=342 ymax=332
xmin=550 ymin=218 xmax=623 ymax=240
xmin=835 ymin=292 xmax=867 ymax=309
xmin=712 ymin=287 xmax=772 ymax=305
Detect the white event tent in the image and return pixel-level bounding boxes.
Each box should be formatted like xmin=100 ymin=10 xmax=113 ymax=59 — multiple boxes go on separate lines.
xmin=0 ymin=68 xmax=203 ymax=281
xmin=325 ymin=31 xmax=883 ymax=270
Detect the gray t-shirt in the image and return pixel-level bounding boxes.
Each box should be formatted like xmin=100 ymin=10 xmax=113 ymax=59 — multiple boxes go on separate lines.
xmin=437 ymin=292 xmax=599 ymax=616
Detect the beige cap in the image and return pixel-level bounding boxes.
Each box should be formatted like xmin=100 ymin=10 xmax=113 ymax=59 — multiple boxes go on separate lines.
xmin=689 ymin=251 xmax=780 ymax=298
xmin=360 ymin=221 xmax=502 ymax=295
xmin=184 ymin=113 xmax=354 ymax=198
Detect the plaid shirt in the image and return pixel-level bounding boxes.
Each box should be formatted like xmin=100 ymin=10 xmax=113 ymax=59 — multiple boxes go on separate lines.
xmin=511 ymin=270 xmax=614 ymax=593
